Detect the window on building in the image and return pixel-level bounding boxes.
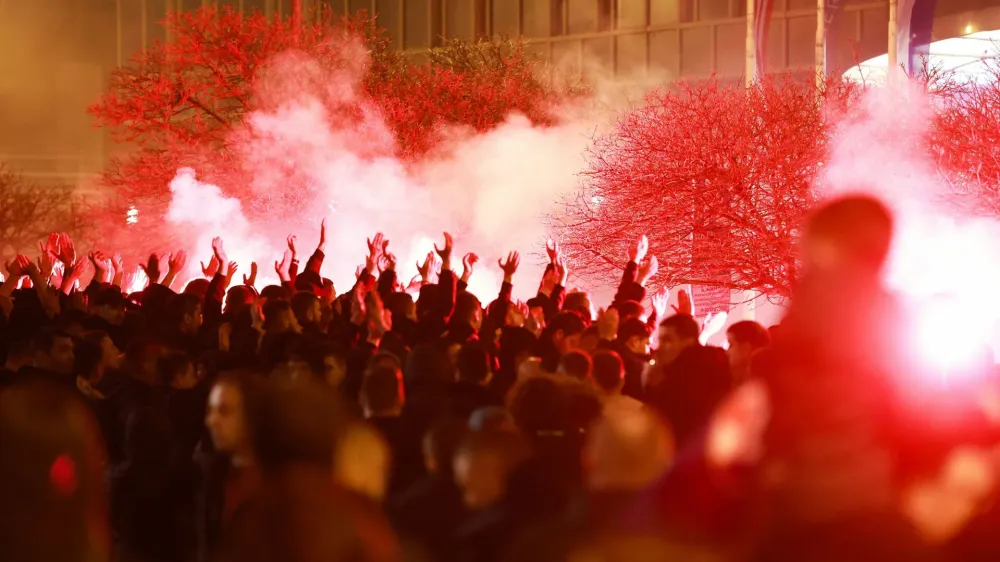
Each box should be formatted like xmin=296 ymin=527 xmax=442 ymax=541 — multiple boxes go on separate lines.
xmin=618 ymin=0 xmax=647 ymax=29
xmin=492 ymin=0 xmax=520 ymax=36
xmin=698 ymin=0 xmax=731 ymax=20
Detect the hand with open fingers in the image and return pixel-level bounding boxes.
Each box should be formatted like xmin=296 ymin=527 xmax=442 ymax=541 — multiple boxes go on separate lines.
xmin=672 ymin=288 xmax=693 ymax=316
xmin=629 ymin=235 xmax=649 ymax=264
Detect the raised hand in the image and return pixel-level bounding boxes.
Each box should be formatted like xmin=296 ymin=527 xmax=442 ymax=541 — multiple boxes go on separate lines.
xmin=201 ymin=256 xmax=219 ymax=278
xmin=628 ymin=235 xmax=649 ymax=264
xmin=417 ymin=252 xmax=433 ymax=282
xmin=506 ymin=301 xmax=528 ymax=328
xmin=243 ymin=262 xmax=258 ymax=287
xmin=56 ymin=233 xmax=77 ymax=267
xmin=41 ymin=233 xmax=60 ymax=259
xmin=355 ymin=265 xmax=364 ymax=280
xmin=318 ymin=218 xmax=327 ymax=251
xmin=275 ymin=249 xmax=292 ymax=283
xmin=5 ymin=255 xmax=27 ymax=280
xmin=287 ymin=235 xmax=298 ymax=258
xmin=112 ymin=253 xmax=124 ymax=274
xmin=651 ymin=286 xmax=670 ymax=320
xmin=545 ymin=238 xmax=560 ymax=263
xmin=700 ymin=311 xmax=729 ymax=345
xmin=597 ymin=307 xmax=619 ymax=341
xmin=139 ymin=253 xmax=162 ymax=284
xmin=498 ymin=251 xmax=520 ymax=281
xmin=211 ymin=237 xmax=227 ymax=265
xmin=672 ymin=288 xmax=693 ymax=316
xmin=554 ymin=255 xmax=569 ymax=286
xmin=638 ymin=255 xmax=659 ymax=286
xmin=461 ymin=253 xmax=479 ymax=282
xmin=89 ymin=251 xmax=109 ymax=282
xmin=225 ymin=261 xmax=238 ymax=281
xmin=168 ymin=250 xmax=188 ymax=273
xmin=37 ymin=250 xmax=55 ymax=280
xmin=401 ymin=275 xmax=420 ymax=293
xmin=434 ymin=232 xmax=453 ymax=270
xmin=365 ymin=232 xmax=384 ymax=273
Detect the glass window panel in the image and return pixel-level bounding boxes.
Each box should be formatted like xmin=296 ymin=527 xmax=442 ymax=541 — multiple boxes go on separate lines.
xmin=680 ymin=26 xmax=712 ymax=76
xmin=787 ymin=0 xmax=815 ymax=11
xmin=766 ymin=17 xmax=786 ymax=70
xmin=552 ymin=40 xmax=581 ymax=76
xmin=523 ymin=0 xmax=555 ymax=38
xmin=492 ymin=0 xmax=520 ymax=36
xmin=583 ymin=36 xmax=612 ymax=72
xmin=787 ymin=15 xmax=814 ymax=67
xmin=827 ymin=9 xmax=858 ymax=73
xmin=715 ymin=22 xmax=745 ymax=76
xmin=567 ymin=0 xmax=598 ymax=34
xmin=616 ymin=33 xmax=648 ymax=76
xmin=375 ymin=0 xmax=401 ymax=47
xmin=404 ymin=0 xmax=433 ymax=48
xmin=649 ymin=29 xmax=680 ymax=76
xmin=617 ymin=0 xmax=647 ymax=29
xmin=349 ymin=0 xmax=370 ymax=16
xmin=858 ymin=7 xmax=888 ymax=61
xmin=445 ymin=0 xmax=475 ymax=39
xmin=698 ymin=0 xmax=729 ymax=21
xmin=651 ymin=0 xmax=680 ymax=25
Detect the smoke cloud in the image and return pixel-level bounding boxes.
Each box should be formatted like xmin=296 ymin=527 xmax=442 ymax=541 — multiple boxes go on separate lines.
xmin=819 ymin=78 xmax=1000 ymax=366
xmin=164 ymin=48 xmax=595 ymax=299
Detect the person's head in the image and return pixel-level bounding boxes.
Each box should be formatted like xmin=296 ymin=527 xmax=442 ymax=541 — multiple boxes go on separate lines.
xmin=456 ymin=342 xmax=492 ymax=385
xmin=547 ymin=312 xmax=587 ymax=356
xmin=725 ymin=320 xmax=771 ymax=374
xmin=360 ymin=365 xmax=405 ymax=418
xmin=453 ymin=429 xmax=531 ymax=510
xmin=206 ymin=371 xmax=254 ymax=457
xmin=312 ymin=341 xmax=348 ymax=389
xmin=454 ymin=291 xmax=484 ymax=333
xmin=90 ymin=287 xmax=127 ymax=326
xmin=579 ymin=325 xmax=602 ymax=354
xmin=591 ymin=349 xmax=625 ymax=395
xmin=804 ymin=194 xmax=894 ymax=276
xmin=73 ymin=338 xmax=104 ymax=386
xmin=157 ymin=351 xmax=197 ymax=390
xmin=123 ymin=340 xmax=166 ymax=387
xmin=563 ymin=291 xmax=594 ymax=321
xmin=423 ymin=418 xmax=467 ymax=476
xmin=618 ymin=318 xmax=651 ymax=355
xmin=167 ymin=294 xmax=203 ymax=335
xmin=32 ymin=328 xmax=75 ymax=375
xmin=262 ymin=300 xmax=301 ymax=335
xmin=656 ymin=314 xmax=700 ymax=365
xmin=616 ymin=300 xmax=645 ymax=323
xmin=290 ymin=291 xmax=323 ymax=328
xmin=584 ymin=408 xmax=674 ymax=491
xmin=224 ymin=285 xmax=255 ymax=313
xmin=335 ymin=422 xmax=390 ymax=502
xmin=182 ymin=278 xmax=210 ymax=298
xmin=4 ymin=339 xmax=32 ymax=372
xmin=83 ymin=331 xmax=121 ymax=372
xmin=558 ymin=350 xmax=592 ymax=381
xmin=0 ymin=384 xmax=109 ymax=562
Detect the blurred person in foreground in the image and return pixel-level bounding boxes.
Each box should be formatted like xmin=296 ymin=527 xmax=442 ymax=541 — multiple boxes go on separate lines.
xmin=506 ymin=408 xmax=674 ymax=562
xmin=220 ymin=376 xmax=401 ymax=562
xmin=0 ymin=383 xmax=109 ymax=562
xmin=713 ymin=195 xmax=932 ymax=561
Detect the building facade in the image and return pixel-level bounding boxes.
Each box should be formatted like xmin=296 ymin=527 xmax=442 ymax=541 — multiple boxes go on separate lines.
xmin=1 ymin=0 xmax=998 ymax=184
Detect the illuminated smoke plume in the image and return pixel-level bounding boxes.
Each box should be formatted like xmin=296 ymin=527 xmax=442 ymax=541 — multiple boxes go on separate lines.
xmin=818 ymin=78 xmax=1000 ymax=370
xmin=164 ymin=50 xmax=593 ymax=299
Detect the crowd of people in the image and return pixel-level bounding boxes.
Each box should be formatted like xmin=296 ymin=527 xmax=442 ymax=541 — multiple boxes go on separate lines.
xmin=1 ymin=195 xmax=999 ymax=562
